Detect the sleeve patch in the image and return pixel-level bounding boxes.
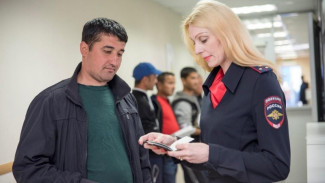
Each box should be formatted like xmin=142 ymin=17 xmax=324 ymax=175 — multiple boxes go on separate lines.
xmin=264 ymin=96 xmax=284 ymax=129
xmin=251 ymin=66 xmax=272 ymax=73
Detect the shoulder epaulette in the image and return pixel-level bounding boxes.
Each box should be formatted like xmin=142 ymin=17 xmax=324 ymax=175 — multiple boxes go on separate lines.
xmin=251 ymin=66 xmax=272 ymax=73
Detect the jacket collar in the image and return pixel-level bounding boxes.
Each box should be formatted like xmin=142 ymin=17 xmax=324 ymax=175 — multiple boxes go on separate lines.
xmin=203 ymin=63 xmax=245 ymax=95
xmin=132 ymin=87 xmax=147 ymax=94
xmin=65 ymin=62 xmax=131 ymax=106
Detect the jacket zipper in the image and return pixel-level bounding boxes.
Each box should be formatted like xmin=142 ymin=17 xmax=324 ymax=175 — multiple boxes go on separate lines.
xmin=115 ymin=101 xmax=136 ymax=182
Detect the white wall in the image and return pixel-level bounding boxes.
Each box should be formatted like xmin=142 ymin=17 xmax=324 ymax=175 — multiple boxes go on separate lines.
xmin=0 ymin=0 xmax=194 ymax=182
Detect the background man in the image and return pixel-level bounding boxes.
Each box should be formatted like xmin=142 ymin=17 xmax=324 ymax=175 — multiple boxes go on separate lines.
xmin=299 ymin=75 xmax=309 ymax=105
xmin=132 ymin=62 xmax=162 ymax=182
xmin=172 ymin=67 xmax=207 ymax=183
xmin=151 ymin=72 xmax=179 ymax=183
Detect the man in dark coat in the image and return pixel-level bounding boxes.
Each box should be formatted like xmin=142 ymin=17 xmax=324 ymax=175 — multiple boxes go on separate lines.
xmin=13 ymin=18 xmax=152 ymax=183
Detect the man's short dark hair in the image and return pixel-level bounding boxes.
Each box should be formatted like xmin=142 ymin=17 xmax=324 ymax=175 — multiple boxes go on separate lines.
xmin=82 ymin=18 xmax=128 ymax=50
xmin=180 ymin=67 xmax=197 ymax=79
xmin=158 ymin=72 xmax=174 ymax=83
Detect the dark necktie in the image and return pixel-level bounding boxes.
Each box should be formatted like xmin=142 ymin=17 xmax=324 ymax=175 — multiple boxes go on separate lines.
xmin=209 ymin=69 xmax=227 ymax=109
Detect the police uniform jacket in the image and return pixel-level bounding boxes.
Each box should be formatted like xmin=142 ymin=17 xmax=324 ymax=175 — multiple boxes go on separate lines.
xmin=200 ymin=63 xmax=290 ymax=183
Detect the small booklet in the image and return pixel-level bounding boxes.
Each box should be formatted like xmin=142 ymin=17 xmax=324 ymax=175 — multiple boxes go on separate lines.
xmin=145 ymin=136 xmax=194 ymax=151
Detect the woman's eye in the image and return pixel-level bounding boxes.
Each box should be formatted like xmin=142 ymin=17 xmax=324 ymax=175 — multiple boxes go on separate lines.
xmin=201 ymin=39 xmax=207 ymax=43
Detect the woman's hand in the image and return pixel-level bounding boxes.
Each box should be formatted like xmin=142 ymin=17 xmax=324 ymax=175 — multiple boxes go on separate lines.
xmin=138 ymin=132 xmax=177 ymax=155
xmin=167 ymin=143 xmax=209 ymax=164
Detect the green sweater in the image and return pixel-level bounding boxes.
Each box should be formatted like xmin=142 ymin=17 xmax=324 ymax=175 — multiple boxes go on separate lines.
xmin=79 ymin=84 xmax=133 ymax=183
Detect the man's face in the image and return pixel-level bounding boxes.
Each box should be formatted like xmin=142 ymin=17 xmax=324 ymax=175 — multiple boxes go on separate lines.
xmin=158 ymin=75 xmax=175 ymax=96
xmin=182 ymin=72 xmax=199 ymax=92
xmin=80 ymin=34 xmax=126 ymax=85
xmin=145 ymin=74 xmax=158 ymax=90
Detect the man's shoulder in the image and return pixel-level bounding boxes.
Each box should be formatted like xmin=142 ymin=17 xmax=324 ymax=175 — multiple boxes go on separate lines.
xmin=27 ymin=78 xmax=71 ymax=109
xmin=131 ymin=89 xmax=147 ymax=102
xmin=132 ymin=88 xmax=146 ymax=95
xmin=172 ymin=98 xmax=193 ymax=110
xmin=34 ymin=78 xmax=70 ymax=100
xmin=173 ymin=92 xmax=196 ymax=104
xmin=41 ymin=78 xmax=70 ymax=95
xmin=119 ymin=93 xmax=139 ymax=112
xmin=173 ymin=99 xmax=192 ymax=108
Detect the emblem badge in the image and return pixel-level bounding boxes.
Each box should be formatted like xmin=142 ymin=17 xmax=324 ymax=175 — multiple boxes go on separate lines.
xmin=264 ymin=96 xmax=285 ymax=129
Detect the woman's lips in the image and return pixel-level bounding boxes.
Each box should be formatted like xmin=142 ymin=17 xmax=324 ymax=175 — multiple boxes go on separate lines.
xmin=204 ymin=56 xmax=211 ymax=61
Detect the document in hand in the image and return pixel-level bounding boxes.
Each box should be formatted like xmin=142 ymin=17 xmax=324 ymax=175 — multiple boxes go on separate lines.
xmin=169 ymin=136 xmax=194 ymax=151
xmin=172 ymin=126 xmax=196 ymax=138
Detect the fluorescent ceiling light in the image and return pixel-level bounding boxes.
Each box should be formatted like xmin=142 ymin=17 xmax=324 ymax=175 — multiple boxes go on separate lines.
xmin=275 ymin=43 xmax=309 ymax=53
xmin=279 ymin=52 xmax=298 ymax=59
xmin=274 ymin=40 xmax=292 ymax=46
xmin=232 ymin=4 xmax=277 ymax=15
xmin=293 ymin=43 xmax=309 ymax=50
xmin=274 ymin=32 xmax=288 ymax=38
xmin=256 ymin=32 xmax=288 ymax=38
xmin=246 ymin=21 xmax=283 ymax=30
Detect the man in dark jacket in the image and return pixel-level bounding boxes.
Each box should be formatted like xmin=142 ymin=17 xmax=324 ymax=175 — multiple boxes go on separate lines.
xmin=132 ymin=62 xmax=162 ymax=183
xmin=299 ymin=75 xmax=309 ymax=105
xmin=13 ymin=18 xmax=152 ymax=183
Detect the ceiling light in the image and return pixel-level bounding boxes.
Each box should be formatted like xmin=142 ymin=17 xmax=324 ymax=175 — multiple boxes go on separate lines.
xmin=279 ymin=52 xmax=298 ymax=59
xmin=256 ymin=32 xmax=288 ymax=38
xmin=274 ymin=40 xmax=292 ymax=46
xmin=275 ymin=45 xmax=294 ymax=53
xmin=275 ymin=43 xmax=309 ymax=53
xmin=274 ymin=32 xmax=288 ymax=37
xmin=246 ymin=21 xmax=283 ymax=30
xmin=293 ymin=43 xmax=309 ymax=51
xmin=232 ymin=4 xmax=277 ymax=15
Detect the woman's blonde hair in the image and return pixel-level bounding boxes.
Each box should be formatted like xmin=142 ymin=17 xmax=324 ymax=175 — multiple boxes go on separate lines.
xmin=183 ymin=0 xmax=279 ymax=78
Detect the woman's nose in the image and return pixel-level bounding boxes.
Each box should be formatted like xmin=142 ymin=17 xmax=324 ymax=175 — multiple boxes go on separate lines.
xmin=194 ymin=44 xmax=203 ymax=55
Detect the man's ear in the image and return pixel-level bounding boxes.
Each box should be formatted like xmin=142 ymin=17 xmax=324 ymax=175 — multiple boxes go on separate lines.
xmin=80 ymin=41 xmax=89 ymax=57
xmin=181 ymin=77 xmax=186 ymax=85
xmin=156 ymin=82 xmax=162 ymax=90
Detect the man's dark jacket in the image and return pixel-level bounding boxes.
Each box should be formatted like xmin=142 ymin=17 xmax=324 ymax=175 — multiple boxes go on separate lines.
xmin=131 ymin=90 xmax=160 ymax=134
xmin=13 ymin=63 xmax=152 ymax=183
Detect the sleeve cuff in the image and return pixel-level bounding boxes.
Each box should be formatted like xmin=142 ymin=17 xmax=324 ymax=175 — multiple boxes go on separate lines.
xmin=205 ymin=143 xmax=221 ymax=171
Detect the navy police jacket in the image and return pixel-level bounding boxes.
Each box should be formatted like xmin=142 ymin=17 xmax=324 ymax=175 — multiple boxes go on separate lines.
xmin=200 ymin=63 xmax=290 ymax=183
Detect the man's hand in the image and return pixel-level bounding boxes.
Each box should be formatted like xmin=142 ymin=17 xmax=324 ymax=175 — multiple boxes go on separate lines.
xmin=138 ymin=132 xmax=176 ymax=155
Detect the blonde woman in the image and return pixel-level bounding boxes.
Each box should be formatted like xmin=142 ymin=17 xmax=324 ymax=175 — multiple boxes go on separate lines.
xmin=139 ymin=1 xmax=290 ymax=182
